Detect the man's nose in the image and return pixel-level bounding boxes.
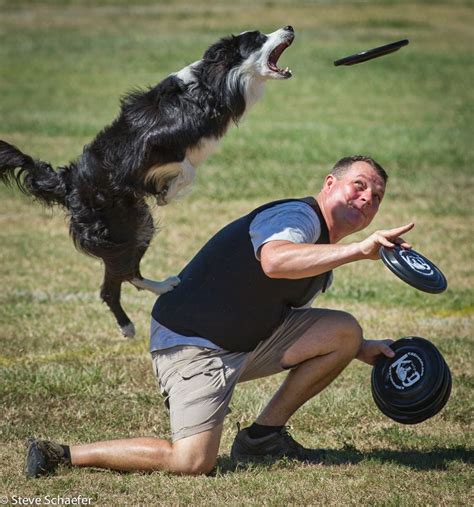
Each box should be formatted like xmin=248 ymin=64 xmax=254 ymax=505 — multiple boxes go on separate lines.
xmin=361 ymin=189 xmax=373 ymax=204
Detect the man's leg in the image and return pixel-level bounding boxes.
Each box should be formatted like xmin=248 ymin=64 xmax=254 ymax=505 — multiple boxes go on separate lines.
xmin=71 ymin=423 xmax=223 ymax=475
xmin=231 ymin=310 xmax=362 ymax=461
xmin=26 ymin=423 xmax=223 ymax=477
xmin=257 ymin=310 xmax=362 ymax=426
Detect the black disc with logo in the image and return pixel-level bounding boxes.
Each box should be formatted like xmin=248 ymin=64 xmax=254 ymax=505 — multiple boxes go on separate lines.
xmin=379 ymin=246 xmax=447 ymax=294
xmin=334 ymin=39 xmax=409 ymax=66
xmin=371 ymin=337 xmax=452 ymax=424
xmin=372 ymin=362 xmax=451 ymax=425
xmin=375 ymin=338 xmax=444 ymax=409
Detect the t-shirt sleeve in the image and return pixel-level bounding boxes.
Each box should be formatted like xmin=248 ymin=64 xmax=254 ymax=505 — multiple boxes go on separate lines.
xmin=249 ymin=201 xmax=321 ymax=259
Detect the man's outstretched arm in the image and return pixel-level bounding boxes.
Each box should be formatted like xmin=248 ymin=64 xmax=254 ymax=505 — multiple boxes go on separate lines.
xmin=260 ymin=222 xmax=414 ymax=279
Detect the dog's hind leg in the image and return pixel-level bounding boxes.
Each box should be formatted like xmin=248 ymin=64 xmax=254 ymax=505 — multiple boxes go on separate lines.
xmin=128 ymin=205 xmax=180 ymax=295
xmin=131 ymin=275 xmax=180 ymax=295
xmin=100 ymin=270 xmax=135 ymax=338
xmin=129 ymin=246 xmax=180 ymax=295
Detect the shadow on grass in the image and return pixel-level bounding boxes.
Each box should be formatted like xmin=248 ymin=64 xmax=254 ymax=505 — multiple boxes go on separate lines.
xmin=214 ymin=445 xmax=473 ymax=475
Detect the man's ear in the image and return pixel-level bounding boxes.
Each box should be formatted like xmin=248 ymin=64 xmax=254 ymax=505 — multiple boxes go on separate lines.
xmin=323 ymin=174 xmax=336 ymax=194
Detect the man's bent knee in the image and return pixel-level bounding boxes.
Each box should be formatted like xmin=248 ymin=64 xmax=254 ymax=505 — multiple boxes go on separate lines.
xmin=171 ymin=425 xmax=222 ymax=475
xmin=174 ymin=454 xmax=216 ymax=476
xmin=333 ymin=310 xmax=363 ymax=354
xmin=337 ymin=310 xmax=362 ymax=338
xmin=280 ymin=310 xmax=363 ymax=368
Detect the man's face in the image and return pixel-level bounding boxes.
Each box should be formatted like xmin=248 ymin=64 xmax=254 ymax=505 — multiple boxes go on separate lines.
xmin=323 ymin=161 xmax=386 ymax=233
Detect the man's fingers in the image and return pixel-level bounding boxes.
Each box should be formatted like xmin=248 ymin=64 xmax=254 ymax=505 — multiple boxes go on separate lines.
xmin=382 ymin=344 xmax=395 ymax=358
xmin=386 ymin=222 xmax=415 ymax=238
xmin=378 ymin=236 xmax=395 ymax=248
xmin=363 ymin=223 xmax=414 ymax=257
xmin=394 ymin=236 xmax=412 ymax=249
xmin=380 ymin=339 xmax=395 ymax=358
xmin=376 ymin=223 xmax=414 ymax=250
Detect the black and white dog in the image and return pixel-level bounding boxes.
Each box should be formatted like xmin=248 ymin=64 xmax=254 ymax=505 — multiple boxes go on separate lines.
xmin=0 ymin=26 xmax=294 ymax=337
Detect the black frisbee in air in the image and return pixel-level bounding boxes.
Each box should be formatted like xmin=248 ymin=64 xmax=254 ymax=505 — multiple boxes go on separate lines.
xmin=379 ymin=245 xmax=447 ymax=294
xmin=334 ymin=39 xmax=409 ymax=66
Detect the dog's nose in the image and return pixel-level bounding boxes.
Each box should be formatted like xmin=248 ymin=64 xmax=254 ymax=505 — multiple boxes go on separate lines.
xmin=284 ymin=26 xmax=294 ymax=32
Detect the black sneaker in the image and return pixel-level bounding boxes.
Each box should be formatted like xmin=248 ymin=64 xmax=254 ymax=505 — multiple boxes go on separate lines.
xmin=25 ymin=438 xmax=71 ymax=478
xmin=231 ymin=425 xmax=325 ymax=463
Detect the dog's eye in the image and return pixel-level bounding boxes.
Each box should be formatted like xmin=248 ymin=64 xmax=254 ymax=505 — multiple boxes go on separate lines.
xmin=253 ymin=32 xmax=268 ymax=47
xmin=241 ymin=31 xmax=267 ymax=47
xmin=238 ymin=31 xmax=268 ymax=58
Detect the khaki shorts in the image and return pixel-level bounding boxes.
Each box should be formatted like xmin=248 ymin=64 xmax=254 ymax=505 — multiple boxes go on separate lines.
xmin=151 ymin=308 xmax=331 ymax=441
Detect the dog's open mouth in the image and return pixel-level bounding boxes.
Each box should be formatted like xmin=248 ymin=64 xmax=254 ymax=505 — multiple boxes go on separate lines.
xmin=268 ymin=36 xmax=294 ymax=78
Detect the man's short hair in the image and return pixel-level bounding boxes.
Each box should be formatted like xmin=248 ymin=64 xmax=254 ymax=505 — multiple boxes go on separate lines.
xmin=331 ymin=155 xmax=388 ymax=184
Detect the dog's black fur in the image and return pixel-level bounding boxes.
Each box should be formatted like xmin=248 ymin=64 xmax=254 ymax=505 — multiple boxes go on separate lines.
xmin=0 ymin=27 xmax=294 ymax=336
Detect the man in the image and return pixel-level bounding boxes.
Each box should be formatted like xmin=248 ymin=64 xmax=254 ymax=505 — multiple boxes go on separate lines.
xmin=26 ymin=155 xmax=413 ymax=477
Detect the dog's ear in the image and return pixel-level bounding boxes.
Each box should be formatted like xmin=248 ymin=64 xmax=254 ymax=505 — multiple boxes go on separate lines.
xmin=203 ymin=36 xmax=242 ymax=68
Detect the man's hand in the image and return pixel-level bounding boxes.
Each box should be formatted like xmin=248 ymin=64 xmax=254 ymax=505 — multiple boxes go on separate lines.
xmin=358 ymin=223 xmax=414 ymax=260
xmin=356 ymin=339 xmax=395 ymax=365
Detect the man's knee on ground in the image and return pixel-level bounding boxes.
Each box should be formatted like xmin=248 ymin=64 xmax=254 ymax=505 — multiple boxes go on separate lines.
xmin=175 ymin=454 xmax=216 ymax=476
xmin=170 ymin=449 xmax=217 ymax=475
xmin=171 ymin=433 xmax=219 ymax=476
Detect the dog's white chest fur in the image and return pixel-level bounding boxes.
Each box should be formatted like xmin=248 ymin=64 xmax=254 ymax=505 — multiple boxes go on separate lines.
xmin=186 ymin=137 xmax=221 ymax=167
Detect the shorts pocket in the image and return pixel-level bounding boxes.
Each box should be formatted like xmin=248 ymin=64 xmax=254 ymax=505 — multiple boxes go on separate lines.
xmin=173 ymin=356 xmax=227 ymax=405
xmin=179 ymin=356 xmax=225 ymax=380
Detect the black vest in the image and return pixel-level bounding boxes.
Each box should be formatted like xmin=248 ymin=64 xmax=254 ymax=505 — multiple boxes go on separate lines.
xmin=152 ymin=197 xmax=332 ymax=352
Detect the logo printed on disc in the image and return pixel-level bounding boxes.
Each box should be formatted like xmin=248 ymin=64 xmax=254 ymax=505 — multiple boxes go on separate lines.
xmin=388 ymin=352 xmax=425 ymax=389
xmin=399 ymin=250 xmax=434 ymax=276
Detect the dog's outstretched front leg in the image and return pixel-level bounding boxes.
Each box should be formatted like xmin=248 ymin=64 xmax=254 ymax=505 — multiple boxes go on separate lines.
xmin=131 ymin=276 xmax=180 ymax=295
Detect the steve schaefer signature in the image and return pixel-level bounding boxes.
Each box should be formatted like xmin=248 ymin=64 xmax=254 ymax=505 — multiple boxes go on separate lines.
xmin=0 ymin=496 xmax=93 ymax=505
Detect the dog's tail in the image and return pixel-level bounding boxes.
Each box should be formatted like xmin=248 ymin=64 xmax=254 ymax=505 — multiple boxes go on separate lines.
xmin=0 ymin=140 xmax=68 ymax=206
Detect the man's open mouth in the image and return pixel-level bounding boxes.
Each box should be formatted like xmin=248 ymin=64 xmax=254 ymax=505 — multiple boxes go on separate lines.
xmin=268 ymin=35 xmax=294 ymax=77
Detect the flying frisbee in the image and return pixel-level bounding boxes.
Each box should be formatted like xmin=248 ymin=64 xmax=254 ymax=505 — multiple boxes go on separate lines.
xmin=334 ymin=39 xmax=409 ymax=66
xmin=379 ymin=245 xmax=447 ymax=294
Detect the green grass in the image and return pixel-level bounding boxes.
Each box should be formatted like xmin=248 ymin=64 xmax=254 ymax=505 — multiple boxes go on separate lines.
xmin=0 ymin=1 xmax=473 ymax=505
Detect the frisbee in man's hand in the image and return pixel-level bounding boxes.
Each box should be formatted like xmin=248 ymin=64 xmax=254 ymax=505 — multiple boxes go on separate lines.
xmin=379 ymin=245 xmax=447 ymax=294
xmin=371 ymin=336 xmax=452 ymax=424
xmin=334 ymin=39 xmax=409 ymax=66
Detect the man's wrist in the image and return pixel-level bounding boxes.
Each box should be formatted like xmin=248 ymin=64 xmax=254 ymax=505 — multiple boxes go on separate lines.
xmin=347 ymin=242 xmax=367 ymax=262
xmin=355 ymin=338 xmax=367 ymax=361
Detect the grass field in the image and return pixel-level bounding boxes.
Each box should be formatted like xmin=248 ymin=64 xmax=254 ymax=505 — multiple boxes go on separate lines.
xmin=0 ymin=0 xmax=473 ymax=505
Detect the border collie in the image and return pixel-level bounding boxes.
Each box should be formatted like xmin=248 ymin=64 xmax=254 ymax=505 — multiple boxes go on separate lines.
xmin=0 ymin=26 xmax=294 ymax=337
